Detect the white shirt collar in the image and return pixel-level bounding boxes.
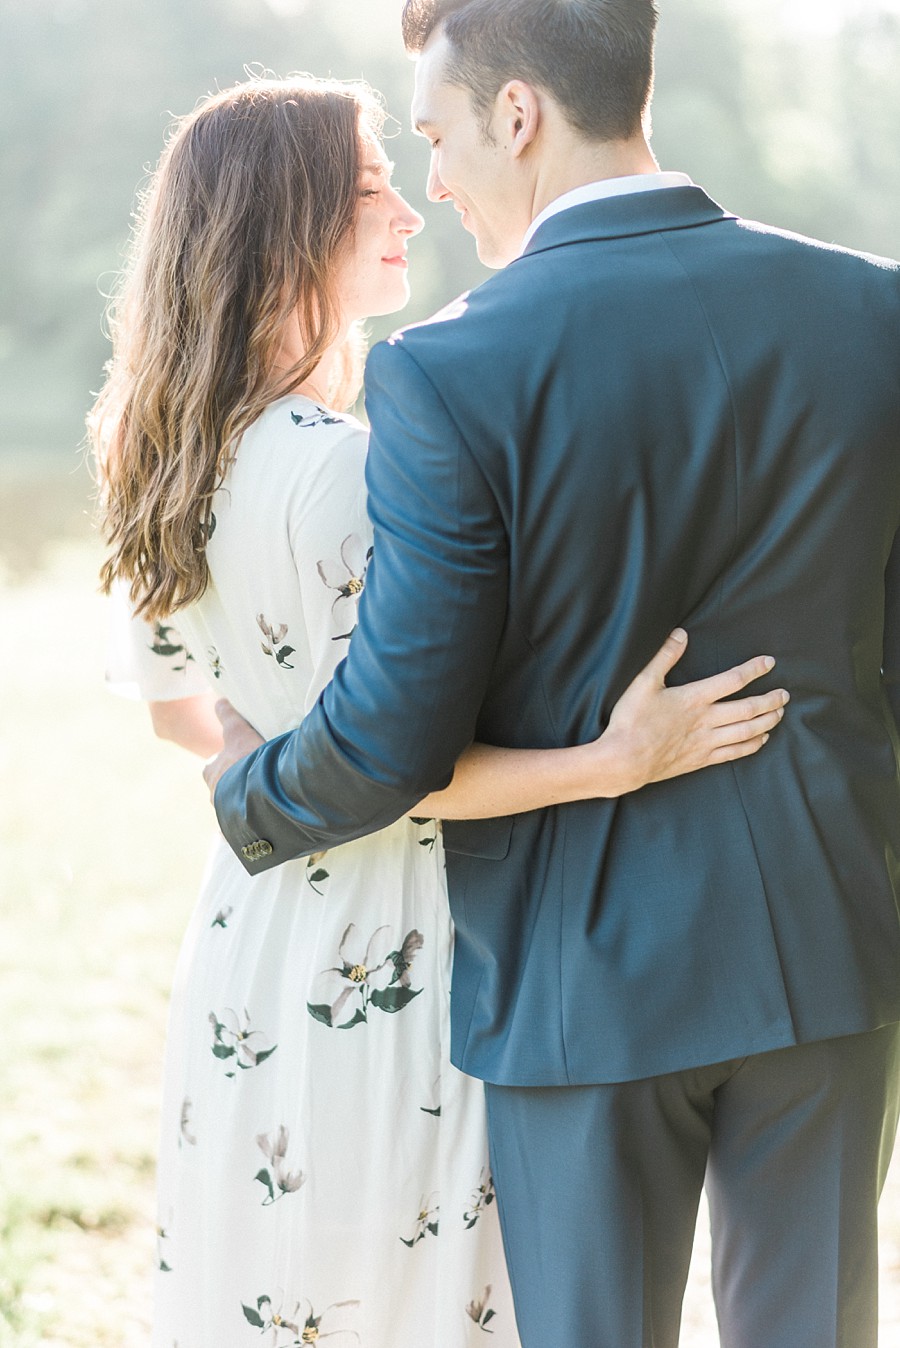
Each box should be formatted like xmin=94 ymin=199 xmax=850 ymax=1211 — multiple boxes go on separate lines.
xmin=521 ymin=171 xmax=695 ymax=253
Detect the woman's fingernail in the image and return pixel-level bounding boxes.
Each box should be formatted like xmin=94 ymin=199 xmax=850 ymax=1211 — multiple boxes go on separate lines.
xmin=764 ymin=656 xmax=776 ymax=670
xmin=671 ymin=628 xmax=687 ymax=643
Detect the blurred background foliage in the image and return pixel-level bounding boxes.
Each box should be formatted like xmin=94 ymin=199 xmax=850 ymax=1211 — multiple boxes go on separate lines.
xmin=0 ymin=0 xmax=898 ymax=462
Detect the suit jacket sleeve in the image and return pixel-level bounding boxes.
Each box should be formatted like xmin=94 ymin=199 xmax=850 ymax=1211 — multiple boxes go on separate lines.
xmin=214 ymin=338 xmax=510 ymax=871
xmin=883 ymin=526 xmax=900 ymax=733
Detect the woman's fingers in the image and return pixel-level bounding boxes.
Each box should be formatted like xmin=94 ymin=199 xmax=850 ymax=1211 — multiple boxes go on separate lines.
xmin=640 ymin=628 xmax=689 ymax=685
xmin=709 ymin=687 xmax=790 ymax=727
xmin=710 ymin=705 xmax=786 ymax=746
xmin=706 ymin=733 xmax=771 ymax=766
xmin=694 ymin=654 xmax=776 ymax=702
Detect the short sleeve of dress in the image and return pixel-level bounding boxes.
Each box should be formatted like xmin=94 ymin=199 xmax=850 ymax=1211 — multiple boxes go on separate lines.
xmin=106 ymin=579 xmax=210 ymax=702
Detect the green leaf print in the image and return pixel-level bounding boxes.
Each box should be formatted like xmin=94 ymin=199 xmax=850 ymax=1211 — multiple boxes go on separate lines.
xmin=241 ymin=1303 xmax=266 ymax=1329
xmin=306 ymin=853 xmax=330 ymax=895
xmin=254 ymin=1168 xmax=275 ymax=1204
xmin=369 ymin=985 xmax=422 ymax=1014
xmin=242 ymin=1045 xmax=276 ymax=1069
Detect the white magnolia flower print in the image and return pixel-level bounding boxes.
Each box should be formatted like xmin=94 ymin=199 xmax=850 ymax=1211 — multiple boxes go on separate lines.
xmin=307 ymin=924 xmax=424 ymax=1029
xmin=466 ymin=1285 xmax=497 ymax=1333
xmin=400 ymin=1192 xmax=440 ymax=1248
xmin=241 ymin=1293 xmax=361 ymax=1345
xmin=316 ymin=533 xmax=372 ymax=641
xmin=255 ymin=1126 xmax=306 ymax=1205
xmin=209 ymin=1007 xmax=277 ymax=1077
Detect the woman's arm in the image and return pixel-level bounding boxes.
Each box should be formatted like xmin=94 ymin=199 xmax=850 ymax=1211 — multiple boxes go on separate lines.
xmin=413 ymin=631 xmax=788 ymax=820
xmin=149 ymin=693 xmax=225 ymax=759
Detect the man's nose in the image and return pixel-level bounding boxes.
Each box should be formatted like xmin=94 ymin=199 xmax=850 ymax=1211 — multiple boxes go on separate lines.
xmin=426 ymin=160 xmax=451 ymax=205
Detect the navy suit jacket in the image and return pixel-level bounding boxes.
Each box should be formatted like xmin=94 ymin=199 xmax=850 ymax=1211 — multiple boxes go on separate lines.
xmin=216 ymin=186 xmax=900 ymax=1085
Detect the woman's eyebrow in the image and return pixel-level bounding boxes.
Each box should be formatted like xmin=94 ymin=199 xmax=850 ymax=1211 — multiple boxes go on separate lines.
xmin=359 ymin=160 xmax=396 ymax=175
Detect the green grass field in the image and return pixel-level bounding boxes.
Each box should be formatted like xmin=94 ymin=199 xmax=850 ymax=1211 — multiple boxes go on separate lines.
xmin=3 ymin=470 xmax=900 ymax=1346
xmin=0 ymin=486 xmax=212 ymax=1348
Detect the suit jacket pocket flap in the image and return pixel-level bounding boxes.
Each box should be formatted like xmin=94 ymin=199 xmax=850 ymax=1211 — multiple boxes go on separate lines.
xmin=442 ymin=815 xmax=514 ymax=860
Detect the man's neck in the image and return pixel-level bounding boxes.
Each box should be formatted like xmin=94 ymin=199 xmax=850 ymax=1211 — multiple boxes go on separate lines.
xmin=528 ymin=135 xmax=660 ymax=225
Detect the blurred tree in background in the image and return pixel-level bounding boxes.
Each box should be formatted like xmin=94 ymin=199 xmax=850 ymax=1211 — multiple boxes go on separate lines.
xmin=0 ymin=0 xmax=898 ymax=458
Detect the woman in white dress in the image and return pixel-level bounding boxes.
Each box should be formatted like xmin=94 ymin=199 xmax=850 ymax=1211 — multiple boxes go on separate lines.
xmin=91 ymin=76 xmax=785 ymax=1348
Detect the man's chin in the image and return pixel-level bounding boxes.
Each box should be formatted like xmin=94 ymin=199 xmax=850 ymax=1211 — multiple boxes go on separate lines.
xmin=474 ymin=236 xmax=518 ymax=271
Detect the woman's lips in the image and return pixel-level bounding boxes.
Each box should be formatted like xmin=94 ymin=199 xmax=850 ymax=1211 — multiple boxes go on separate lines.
xmin=382 ymin=255 xmax=408 ymax=268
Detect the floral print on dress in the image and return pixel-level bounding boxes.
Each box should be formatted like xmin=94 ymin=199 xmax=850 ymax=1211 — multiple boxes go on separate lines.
xmin=400 ymin=1193 xmax=440 ymax=1248
xmin=307 ymin=925 xmax=424 ymax=1029
xmin=290 ymin=405 xmax=347 ymax=430
xmin=316 ymin=533 xmax=372 ymax=642
xmin=212 ymin=905 xmax=234 ymax=929
xmin=208 ymin=646 xmax=224 ymax=679
xmin=466 ymin=1286 xmax=497 ymax=1334
xmin=149 ymin=622 xmax=195 ymax=674
xmin=258 ymin=615 xmax=296 ymax=669
xmin=409 ymin=816 xmax=438 ymax=851
xmin=306 ymin=853 xmax=330 ymax=896
xmin=254 ymin=1126 xmax=306 ymax=1205
xmin=241 ymin=1293 xmax=360 ymax=1345
xmin=209 ymin=1008 xmax=277 ymax=1077
xmin=421 ymin=1073 xmax=442 ymax=1118
xmin=157 ymin=1212 xmax=174 ymax=1272
xmin=179 ymin=1097 xmax=197 ymax=1148
xmin=464 ymin=1170 xmax=496 ymax=1229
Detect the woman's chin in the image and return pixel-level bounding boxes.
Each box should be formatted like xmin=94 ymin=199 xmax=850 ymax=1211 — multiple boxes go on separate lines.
xmin=367 ymin=280 xmax=413 ymax=321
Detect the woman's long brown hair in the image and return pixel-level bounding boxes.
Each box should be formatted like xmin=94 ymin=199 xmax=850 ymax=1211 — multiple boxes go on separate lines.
xmin=91 ymin=76 xmax=384 ymax=621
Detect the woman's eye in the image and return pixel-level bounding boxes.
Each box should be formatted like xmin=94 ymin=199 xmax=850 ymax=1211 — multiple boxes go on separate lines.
xmin=360 ymin=188 xmax=380 ymax=199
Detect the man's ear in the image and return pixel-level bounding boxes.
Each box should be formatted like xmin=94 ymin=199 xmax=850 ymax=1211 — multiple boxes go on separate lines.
xmin=496 ymin=79 xmax=541 ymax=157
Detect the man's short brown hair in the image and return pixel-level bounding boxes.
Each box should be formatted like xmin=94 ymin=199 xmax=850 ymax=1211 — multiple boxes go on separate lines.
xmin=402 ymin=0 xmax=658 ymax=142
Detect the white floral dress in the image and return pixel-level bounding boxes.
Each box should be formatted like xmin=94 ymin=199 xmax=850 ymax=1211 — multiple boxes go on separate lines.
xmin=107 ymin=394 xmax=519 ymax=1348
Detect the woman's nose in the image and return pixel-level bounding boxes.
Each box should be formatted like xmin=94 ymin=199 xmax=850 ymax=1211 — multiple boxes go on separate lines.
xmin=396 ymin=200 xmax=425 ymax=236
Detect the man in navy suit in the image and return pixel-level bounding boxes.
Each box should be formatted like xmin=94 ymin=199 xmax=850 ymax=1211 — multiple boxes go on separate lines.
xmin=210 ymin=1 xmax=900 ymax=1342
